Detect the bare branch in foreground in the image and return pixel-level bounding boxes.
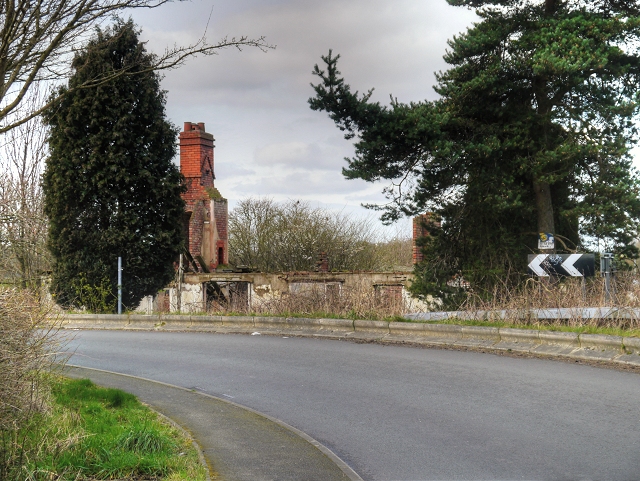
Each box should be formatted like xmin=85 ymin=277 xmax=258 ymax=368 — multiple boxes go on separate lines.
xmin=0 ymin=0 xmax=274 ymax=133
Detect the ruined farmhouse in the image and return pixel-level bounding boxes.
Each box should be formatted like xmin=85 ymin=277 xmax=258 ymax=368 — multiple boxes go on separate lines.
xmin=138 ymin=122 xmax=428 ymax=314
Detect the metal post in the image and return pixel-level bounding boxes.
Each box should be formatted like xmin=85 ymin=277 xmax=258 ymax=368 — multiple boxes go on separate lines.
xmin=117 ymin=256 xmax=122 ymax=314
xmin=600 ymin=253 xmax=613 ymax=304
xmin=176 ymin=254 xmax=183 ymax=313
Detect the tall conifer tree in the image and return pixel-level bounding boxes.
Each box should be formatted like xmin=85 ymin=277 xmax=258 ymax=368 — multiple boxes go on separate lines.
xmin=310 ymin=0 xmax=640 ymax=300
xmin=43 ymin=19 xmax=185 ymax=311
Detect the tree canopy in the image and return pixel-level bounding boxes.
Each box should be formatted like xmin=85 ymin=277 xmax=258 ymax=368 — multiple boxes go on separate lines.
xmin=310 ymin=0 xmax=640 ymax=298
xmin=43 ymin=20 xmax=185 ymax=311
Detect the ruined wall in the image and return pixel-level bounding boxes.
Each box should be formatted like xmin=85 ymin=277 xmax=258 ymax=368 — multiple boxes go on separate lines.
xmin=213 ymin=199 xmax=228 ymax=265
xmin=168 ymin=271 xmax=429 ymax=311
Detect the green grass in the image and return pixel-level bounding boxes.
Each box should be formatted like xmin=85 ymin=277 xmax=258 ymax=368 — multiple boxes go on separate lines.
xmin=25 ymin=377 xmax=207 ymax=480
xmin=397 ymin=317 xmax=640 ymax=338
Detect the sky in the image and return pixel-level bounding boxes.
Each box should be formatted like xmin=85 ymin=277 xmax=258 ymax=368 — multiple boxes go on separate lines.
xmin=129 ymin=0 xmax=479 ymax=237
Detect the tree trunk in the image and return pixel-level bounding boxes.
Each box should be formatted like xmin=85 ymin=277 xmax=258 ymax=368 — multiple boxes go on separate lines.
xmin=533 ymin=0 xmax=557 ymax=237
xmin=545 ymin=0 xmax=558 ymax=15
xmin=533 ymin=178 xmax=555 ymax=234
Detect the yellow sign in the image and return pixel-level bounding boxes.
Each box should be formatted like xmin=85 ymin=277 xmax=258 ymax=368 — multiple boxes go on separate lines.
xmin=538 ymin=233 xmax=555 ymax=250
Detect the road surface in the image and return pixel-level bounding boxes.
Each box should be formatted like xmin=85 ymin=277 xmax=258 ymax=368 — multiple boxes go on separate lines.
xmin=66 ymin=330 xmax=640 ymax=480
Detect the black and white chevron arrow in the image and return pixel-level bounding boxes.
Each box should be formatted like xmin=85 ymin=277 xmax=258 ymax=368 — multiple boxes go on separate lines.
xmin=527 ymin=254 xmax=595 ymax=277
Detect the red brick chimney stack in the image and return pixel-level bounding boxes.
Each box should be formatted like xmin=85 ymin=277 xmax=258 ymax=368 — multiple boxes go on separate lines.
xmin=179 ymin=122 xmax=228 ymax=271
xmin=179 ymin=122 xmax=215 ymax=200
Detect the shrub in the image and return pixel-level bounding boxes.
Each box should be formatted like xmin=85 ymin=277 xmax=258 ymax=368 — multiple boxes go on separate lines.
xmin=0 ymin=288 xmax=63 ymax=479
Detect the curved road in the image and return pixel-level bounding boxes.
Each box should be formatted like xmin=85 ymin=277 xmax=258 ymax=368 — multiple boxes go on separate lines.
xmin=67 ymin=330 xmax=639 ymax=480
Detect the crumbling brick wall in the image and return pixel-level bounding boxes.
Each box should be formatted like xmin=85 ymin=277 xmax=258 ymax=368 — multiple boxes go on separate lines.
xmin=214 ymin=199 xmax=228 ymax=265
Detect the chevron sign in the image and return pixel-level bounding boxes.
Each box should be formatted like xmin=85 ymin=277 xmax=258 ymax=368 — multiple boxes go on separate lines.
xmin=527 ymin=254 xmax=595 ymax=277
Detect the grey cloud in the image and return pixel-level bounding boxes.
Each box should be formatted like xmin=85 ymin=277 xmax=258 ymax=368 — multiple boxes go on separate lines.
xmin=130 ymin=1 xmax=477 ymax=219
xmin=254 ymin=140 xmax=344 ymax=171
xmin=143 ymin=0 xmax=478 ymax=108
xmin=215 ymin=163 xmax=255 ymax=179
xmin=237 ymin=169 xmax=372 ymax=196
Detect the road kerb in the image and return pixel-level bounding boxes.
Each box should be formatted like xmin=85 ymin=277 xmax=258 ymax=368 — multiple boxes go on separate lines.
xmin=354 ymin=319 xmax=389 ymax=335
xmin=221 ymin=316 xmax=255 ymax=329
xmin=494 ymin=328 xmax=540 ymax=351
xmin=59 ymin=314 xmax=640 ymax=368
xmin=623 ymin=336 xmax=640 ymax=355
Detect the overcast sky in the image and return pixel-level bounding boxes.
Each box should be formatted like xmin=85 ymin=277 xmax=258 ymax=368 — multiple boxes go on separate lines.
xmin=130 ymin=1 xmax=479 ymax=236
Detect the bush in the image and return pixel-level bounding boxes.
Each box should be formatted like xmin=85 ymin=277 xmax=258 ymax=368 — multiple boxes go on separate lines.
xmin=229 ymin=197 xmax=412 ymax=272
xmin=0 ymin=288 xmax=62 ymax=480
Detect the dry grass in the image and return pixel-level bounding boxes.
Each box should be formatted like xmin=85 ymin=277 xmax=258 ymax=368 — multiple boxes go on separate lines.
xmin=204 ymin=273 xmax=640 ymax=333
xmin=458 ymin=272 xmax=640 ymax=331
xmin=0 ymin=287 xmax=65 ymax=480
xmin=207 ymin=280 xmax=410 ymax=321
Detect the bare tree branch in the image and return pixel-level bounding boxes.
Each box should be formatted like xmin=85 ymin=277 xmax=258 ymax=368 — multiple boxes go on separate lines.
xmin=0 ymin=87 xmax=50 ymax=287
xmin=0 ymin=0 xmax=274 ymax=133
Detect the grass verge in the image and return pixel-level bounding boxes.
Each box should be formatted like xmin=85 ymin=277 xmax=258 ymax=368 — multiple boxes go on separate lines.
xmin=399 ymin=317 xmax=640 ymax=338
xmin=22 ymin=376 xmax=207 ymax=480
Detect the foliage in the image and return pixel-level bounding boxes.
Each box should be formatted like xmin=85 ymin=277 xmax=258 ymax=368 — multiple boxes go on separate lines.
xmin=205 ymin=186 xmax=225 ymax=200
xmin=0 ymin=0 xmax=272 ymax=133
xmin=309 ymin=0 xmax=640 ymax=299
xmin=228 ymin=197 xmax=412 ymax=272
xmin=373 ymin=235 xmax=413 ymax=271
xmin=43 ymin=20 xmax=186 ymax=311
xmin=71 ymin=274 xmax=117 ymax=314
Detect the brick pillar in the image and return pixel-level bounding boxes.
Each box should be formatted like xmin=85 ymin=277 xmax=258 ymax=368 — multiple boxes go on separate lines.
xmin=316 ymin=251 xmax=329 ymax=272
xmin=412 ymin=214 xmax=433 ymax=264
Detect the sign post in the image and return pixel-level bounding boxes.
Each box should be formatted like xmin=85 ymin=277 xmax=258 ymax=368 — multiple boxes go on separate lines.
xmin=117 ymin=257 xmax=122 ymax=315
xmin=600 ymin=253 xmax=614 ymax=303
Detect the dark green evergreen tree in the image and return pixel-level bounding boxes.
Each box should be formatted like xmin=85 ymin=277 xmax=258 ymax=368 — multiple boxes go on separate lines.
xmin=310 ymin=1 xmax=640 ymax=302
xmin=43 ymin=19 xmax=185 ymax=311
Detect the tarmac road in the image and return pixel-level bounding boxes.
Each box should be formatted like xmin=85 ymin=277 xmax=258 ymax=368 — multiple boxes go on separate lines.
xmin=66 ymin=330 xmax=640 ymax=480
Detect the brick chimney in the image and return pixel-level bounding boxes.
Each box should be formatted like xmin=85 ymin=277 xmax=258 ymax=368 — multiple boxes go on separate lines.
xmin=179 ymin=122 xmax=228 ymax=271
xmin=179 ymin=121 xmax=215 ymax=201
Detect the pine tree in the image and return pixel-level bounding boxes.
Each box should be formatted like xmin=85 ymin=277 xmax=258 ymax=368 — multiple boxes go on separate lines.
xmin=310 ymin=1 xmax=640 ymax=300
xmin=43 ymin=19 xmax=185 ymax=311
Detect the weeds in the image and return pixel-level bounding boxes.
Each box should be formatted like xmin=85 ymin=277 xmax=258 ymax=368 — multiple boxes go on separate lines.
xmin=70 ymin=274 xmax=116 ymax=314
xmin=0 ymin=288 xmax=203 ymax=480
xmin=200 ymin=273 xmax=640 ymax=334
